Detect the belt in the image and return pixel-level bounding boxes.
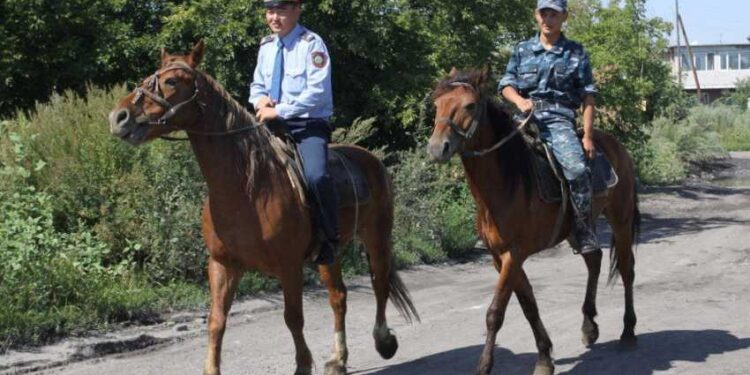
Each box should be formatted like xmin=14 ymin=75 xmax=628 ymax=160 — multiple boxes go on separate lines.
xmin=533 ymin=99 xmax=576 ymax=112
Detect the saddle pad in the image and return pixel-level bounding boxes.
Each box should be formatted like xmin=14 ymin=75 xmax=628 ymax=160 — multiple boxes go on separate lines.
xmin=531 ymin=145 xmax=618 ymax=203
xmin=328 ymin=150 xmax=371 ymax=208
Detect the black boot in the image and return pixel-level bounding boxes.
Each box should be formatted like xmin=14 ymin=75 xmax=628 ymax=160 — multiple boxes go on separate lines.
xmin=315 ymin=238 xmax=338 ymax=265
xmin=573 ymin=217 xmax=600 ymax=255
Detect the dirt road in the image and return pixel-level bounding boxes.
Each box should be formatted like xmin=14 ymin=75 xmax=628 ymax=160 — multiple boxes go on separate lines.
xmin=6 ymin=153 xmax=750 ymax=375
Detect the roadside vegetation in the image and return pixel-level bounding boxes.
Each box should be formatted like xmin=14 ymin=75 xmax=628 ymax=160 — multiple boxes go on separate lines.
xmin=1 ymin=0 xmax=748 ymax=350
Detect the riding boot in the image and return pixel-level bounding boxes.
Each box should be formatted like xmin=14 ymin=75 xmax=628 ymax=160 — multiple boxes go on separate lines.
xmin=573 ymin=215 xmax=600 ymax=255
xmin=315 ymin=236 xmax=338 ymax=265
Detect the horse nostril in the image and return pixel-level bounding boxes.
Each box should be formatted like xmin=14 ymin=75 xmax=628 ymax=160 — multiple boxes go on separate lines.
xmin=442 ymin=141 xmax=451 ymax=157
xmin=115 ymin=109 xmax=130 ymax=126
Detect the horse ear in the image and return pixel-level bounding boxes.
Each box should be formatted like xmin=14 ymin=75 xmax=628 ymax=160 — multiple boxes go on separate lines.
xmin=472 ymin=65 xmax=491 ymax=88
xmin=189 ymin=40 xmax=205 ymax=67
xmin=448 ymin=67 xmax=459 ymax=78
xmin=160 ymin=47 xmax=168 ymax=65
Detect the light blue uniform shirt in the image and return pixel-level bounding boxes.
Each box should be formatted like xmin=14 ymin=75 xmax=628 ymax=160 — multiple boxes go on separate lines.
xmin=249 ymin=24 xmax=333 ymax=120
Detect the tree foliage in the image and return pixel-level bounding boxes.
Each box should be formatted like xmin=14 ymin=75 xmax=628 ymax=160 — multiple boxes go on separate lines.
xmin=1 ymin=0 xmax=534 ymax=147
xmin=566 ymin=0 xmax=676 ymax=148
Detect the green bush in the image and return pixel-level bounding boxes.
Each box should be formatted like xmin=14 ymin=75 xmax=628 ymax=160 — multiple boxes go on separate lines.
xmin=389 ymin=148 xmax=477 ymax=266
xmin=0 ymin=133 xmax=205 ymax=349
xmin=1 ymin=86 xmax=207 ymax=283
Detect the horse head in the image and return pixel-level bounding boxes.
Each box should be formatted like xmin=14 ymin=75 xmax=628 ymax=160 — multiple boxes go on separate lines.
xmin=108 ymin=40 xmax=205 ymax=145
xmin=427 ymin=66 xmax=491 ymax=163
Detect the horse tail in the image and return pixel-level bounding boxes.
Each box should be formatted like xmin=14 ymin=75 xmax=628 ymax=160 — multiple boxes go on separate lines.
xmin=607 ymin=186 xmax=640 ymax=285
xmin=386 ymin=261 xmax=421 ymax=324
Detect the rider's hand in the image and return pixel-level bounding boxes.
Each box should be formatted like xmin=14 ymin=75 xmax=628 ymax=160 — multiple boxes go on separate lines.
xmin=255 ymin=96 xmax=274 ymax=111
xmin=582 ymin=135 xmax=596 ymax=160
xmin=516 ymin=98 xmax=534 ymax=114
xmin=257 ymin=106 xmax=279 ymax=122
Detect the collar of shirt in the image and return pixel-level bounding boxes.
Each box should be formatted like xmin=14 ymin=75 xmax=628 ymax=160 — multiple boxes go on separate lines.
xmin=279 ymin=23 xmax=304 ymax=48
xmin=531 ymin=32 xmax=567 ymax=55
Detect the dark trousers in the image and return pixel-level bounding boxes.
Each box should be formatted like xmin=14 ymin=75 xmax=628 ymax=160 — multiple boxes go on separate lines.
xmin=285 ymin=118 xmax=339 ymax=242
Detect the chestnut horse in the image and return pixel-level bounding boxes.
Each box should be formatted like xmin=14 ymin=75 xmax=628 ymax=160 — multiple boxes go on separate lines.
xmin=427 ymin=68 xmax=639 ymax=375
xmin=108 ymin=41 xmax=418 ymax=375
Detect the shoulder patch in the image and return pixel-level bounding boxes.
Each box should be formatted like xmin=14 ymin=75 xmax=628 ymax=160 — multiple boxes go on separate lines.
xmin=260 ymin=35 xmax=276 ymax=46
xmin=311 ymin=51 xmax=328 ymax=68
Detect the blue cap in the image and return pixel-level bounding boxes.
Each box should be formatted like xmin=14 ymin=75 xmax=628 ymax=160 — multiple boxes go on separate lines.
xmin=536 ymin=0 xmax=567 ymax=12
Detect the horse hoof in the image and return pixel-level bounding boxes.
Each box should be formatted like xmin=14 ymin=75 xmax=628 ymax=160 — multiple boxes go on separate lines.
xmin=203 ymin=367 xmax=220 ymax=375
xmin=581 ymin=318 xmax=599 ymax=347
xmin=324 ymin=360 xmax=347 ymax=375
xmin=532 ymin=363 xmax=555 ymax=375
xmin=294 ymin=368 xmax=312 ymax=375
xmin=581 ymin=328 xmax=599 ymax=347
xmin=619 ymin=334 xmax=638 ymax=350
xmin=375 ymin=332 xmax=399 ymax=359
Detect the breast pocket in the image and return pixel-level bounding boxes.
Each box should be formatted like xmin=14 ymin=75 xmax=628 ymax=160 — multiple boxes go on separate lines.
xmin=283 ymin=64 xmax=306 ymax=96
xmin=553 ymin=59 xmax=578 ymax=89
xmin=517 ymin=65 xmax=539 ymax=91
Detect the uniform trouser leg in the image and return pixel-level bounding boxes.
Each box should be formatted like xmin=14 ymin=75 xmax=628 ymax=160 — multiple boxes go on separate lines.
xmin=541 ymin=120 xmax=598 ymax=251
xmin=289 ymin=120 xmax=339 ymax=244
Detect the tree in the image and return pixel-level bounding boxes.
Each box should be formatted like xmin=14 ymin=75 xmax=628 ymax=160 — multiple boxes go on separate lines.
xmin=566 ymin=0 xmax=676 ymax=148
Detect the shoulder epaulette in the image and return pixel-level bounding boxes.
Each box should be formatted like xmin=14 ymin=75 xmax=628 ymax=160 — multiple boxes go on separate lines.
xmin=299 ymin=30 xmax=316 ymax=42
xmin=260 ymin=35 xmax=276 ymax=46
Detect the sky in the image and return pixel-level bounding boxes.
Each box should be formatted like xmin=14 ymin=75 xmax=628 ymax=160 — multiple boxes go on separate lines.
xmin=645 ymin=0 xmax=750 ymax=46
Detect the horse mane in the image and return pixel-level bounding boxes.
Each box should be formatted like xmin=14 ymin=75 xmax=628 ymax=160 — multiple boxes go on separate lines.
xmin=433 ymin=70 xmax=533 ymax=198
xmin=195 ymin=70 xmax=285 ymax=195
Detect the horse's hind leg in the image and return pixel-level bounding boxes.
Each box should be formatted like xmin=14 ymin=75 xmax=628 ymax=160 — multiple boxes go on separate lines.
xmin=318 ymin=263 xmax=348 ymax=375
xmin=581 ymin=249 xmax=603 ymax=347
xmin=280 ymin=267 xmax=314 ymax=375
xmin=204 ymin=257 xmax=242 ymax=375
xmin=360 ymin=221 xmax=399 ymax=360
xmin=515 ymin=268 xmax=554 ymax=375
xmin=613 ymin=225 xmax=637 ymax=346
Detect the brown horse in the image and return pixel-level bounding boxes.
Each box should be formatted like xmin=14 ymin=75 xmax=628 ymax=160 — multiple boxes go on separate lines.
xmin=427 ymin=68 xmax=639 ymax=375
xmin=107 ymin=41 xmax=418 ymax=375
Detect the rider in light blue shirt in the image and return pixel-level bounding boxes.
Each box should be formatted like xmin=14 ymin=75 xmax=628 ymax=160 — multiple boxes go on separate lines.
xmin=249 ymin=23 xmax=333 ymax=120
xmin=249 ymin=0 xmax=338 ymax=265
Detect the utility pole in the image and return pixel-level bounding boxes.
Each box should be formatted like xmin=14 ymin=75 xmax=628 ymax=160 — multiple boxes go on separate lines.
xmin=676 ymin=0 xmax=681 ymax=86
xmin=677 ymin=13 xmax=702 ymax=101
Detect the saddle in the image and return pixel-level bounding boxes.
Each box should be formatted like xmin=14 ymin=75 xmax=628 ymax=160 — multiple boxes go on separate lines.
xmin=265 ymin=126 xmax=371 ymax=209
xmin=519 ymin=120 xmax=618 ymax=203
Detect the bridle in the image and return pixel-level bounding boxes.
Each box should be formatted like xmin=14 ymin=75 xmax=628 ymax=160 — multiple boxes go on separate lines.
xmin=130 ymin=61 xmax=261 ymax=139
xmin=436 ymin=82 xmax=533 ymax=158
xmin=131 ymin=61 xmax=201 ymax=127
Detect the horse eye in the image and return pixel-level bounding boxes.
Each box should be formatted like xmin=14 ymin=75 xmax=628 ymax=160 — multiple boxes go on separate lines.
xmin=164 ymin=78 xmax=178 ymax=87
xmin=464 ymin=103 xmax=476 ymax=112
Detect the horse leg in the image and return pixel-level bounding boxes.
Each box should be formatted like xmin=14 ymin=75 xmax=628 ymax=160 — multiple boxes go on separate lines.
xmin=515 ymin=268 xmax=554 ymax=375
xmin=203 ymin=257 xmax=241 ymax=375
xmin=318 ymin=263 xmax=348 ymax=375
xmin=613 ymin=225 xmax=637 ymax=347
xmin=361 ymin=225 xmax=399 ymax=360
xmin=280 ymin=268 xmax=314 ymax=375
xmin=581 ymin=249 xmax=603 ymax=347
xmin=476 ymin=251 xmax=519 ymax=375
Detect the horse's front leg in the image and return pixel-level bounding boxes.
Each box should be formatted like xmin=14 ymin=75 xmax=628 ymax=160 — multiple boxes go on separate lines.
xmin=204 ymin=257 xmax=242 ymax=375
xmin=281 ymin=267 xmax=314 ymax=375
xmin=581 ymin=249 xmax=603 ymax=347
xmin=476 ymin=250 xmax=520 ymax=375
xmin=319 ymin=262 xmax=348 ymax=375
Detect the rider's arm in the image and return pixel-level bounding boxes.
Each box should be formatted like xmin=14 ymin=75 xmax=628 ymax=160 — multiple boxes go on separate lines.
xmin=578 ymin=48 xmax=598 ymax=159
xmin=249 ymin=46 xmax=270 ymax=110
xmin=499 ymin=44 xmax=533 ymax=113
